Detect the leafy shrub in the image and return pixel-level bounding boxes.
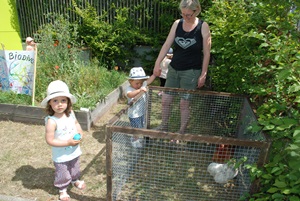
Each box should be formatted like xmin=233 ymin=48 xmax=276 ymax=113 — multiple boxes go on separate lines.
xmin=0 ymin=14 xmax=127 ymax=110
xmin=205 ymin=0 xmax=300 ymax=200
xmin=35 ymin=14 xmax=127 ymax=110
xmin=72 ymin=1 xmax=151 ymax=71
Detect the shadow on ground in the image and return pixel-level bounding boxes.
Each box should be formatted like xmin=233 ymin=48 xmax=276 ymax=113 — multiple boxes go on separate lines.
xmin=11 ymin=127 xmax=107 ymax=201
xmin=92 ymin=125 xmax=106 ymax=144
xmin=12 ymin=162 xmax=105 ymax=201
xmin=6 ymin=103 xmax=117 ymax=201
xmin=12 ymin=165 xmax=56 ymax=195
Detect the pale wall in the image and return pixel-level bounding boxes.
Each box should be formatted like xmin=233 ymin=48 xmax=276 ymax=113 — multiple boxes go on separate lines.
xmin=0 ymin=0 xmax=22 ymax=50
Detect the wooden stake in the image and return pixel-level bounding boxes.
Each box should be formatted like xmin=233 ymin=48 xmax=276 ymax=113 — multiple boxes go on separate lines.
xmin=31 ymin=45 xmax=38 ymax=106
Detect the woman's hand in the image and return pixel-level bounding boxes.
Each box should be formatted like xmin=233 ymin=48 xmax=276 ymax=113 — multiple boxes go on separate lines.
xmin=153 ymin=65 xmax=162 ymax=77
xmin=197 ymin=76 xmax=206 ymax=88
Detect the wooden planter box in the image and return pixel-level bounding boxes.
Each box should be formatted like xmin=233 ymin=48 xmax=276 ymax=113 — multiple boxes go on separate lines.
xmin=0 ymin=81 xmax=129 ymax=131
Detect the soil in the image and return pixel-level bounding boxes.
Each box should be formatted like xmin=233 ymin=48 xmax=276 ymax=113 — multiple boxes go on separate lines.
xmin=0 ymin=100 xmax=126 ymax=201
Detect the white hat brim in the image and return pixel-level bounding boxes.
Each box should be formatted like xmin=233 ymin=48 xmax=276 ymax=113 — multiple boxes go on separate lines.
xmin=41 ymin=92 xmax=76 ymax=107
xmin=128 ymin=76 xmax=149 ymax=80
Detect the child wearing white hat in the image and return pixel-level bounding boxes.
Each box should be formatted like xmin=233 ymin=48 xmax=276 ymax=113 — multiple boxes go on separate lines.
xmin=25 ymin=37 xmax=36 ymax=51
xmin=41 ymin=80 xmax=85 ymax=201
xmin=126 ymin=67 xmax=156 ymax=148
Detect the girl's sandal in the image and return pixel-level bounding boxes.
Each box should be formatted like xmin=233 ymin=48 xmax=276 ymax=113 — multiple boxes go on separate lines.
xmin=72 ymin=180 xmax=86 ymax=190
xmin=59 ymin=189 xmax=70 ymax=201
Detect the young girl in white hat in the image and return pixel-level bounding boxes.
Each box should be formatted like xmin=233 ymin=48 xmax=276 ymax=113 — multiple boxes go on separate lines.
xmin=41 ymin=80 xmax=86 ymax=201
xmin=126 ymin=67 xmax=156 ymax=148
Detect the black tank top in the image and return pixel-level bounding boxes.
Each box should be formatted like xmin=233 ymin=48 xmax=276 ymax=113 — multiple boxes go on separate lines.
xmin=170 ymin=18 xmax=203 ymax=70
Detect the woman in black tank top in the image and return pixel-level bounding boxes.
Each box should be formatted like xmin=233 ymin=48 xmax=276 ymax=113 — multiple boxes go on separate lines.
xmin=153 ymin=0 xmax=211 ymax=134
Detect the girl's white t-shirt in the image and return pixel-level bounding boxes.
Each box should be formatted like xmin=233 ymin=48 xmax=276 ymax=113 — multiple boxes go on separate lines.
xmin=45 ymin=113 xmax=82 ymax=163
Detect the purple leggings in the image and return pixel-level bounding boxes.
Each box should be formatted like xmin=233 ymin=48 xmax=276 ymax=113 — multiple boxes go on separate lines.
xmin=53 ymin=157 xmax=81 ymax=190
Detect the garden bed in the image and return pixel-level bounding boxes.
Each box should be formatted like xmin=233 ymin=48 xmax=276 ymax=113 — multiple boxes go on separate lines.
xmin=0 ymin=81 xmax=129 ymax=131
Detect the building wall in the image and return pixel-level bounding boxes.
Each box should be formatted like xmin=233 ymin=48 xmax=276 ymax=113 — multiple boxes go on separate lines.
xmin=0 ymin=0 xmax=22 ymax=50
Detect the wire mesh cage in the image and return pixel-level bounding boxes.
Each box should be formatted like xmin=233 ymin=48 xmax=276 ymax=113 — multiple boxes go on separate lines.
xmin=106 ymin=86 xmax=271 ymax=201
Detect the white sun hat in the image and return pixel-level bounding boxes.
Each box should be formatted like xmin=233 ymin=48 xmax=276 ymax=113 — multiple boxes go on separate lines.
xmin=128 ymin=67 xmax=149 ymax=80
xmin=26 ymin=37 xmax=34 ymax=43
xmin=41 ymin=80 xmax=76 ymax=107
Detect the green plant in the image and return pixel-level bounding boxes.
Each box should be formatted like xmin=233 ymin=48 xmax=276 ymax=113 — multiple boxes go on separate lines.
xmin=246 ymin=6 xmax=300 ymax=200
xmin=205 ymin=0 xmax=259 ymax=94
xmin=0 ymin=14 xmax=127 ymax=110
xmin=33 ymin=14 xmax=82 ymax=102
xmin=0 ymin=91 xmax=31 ymax=104
xmin=72 ymin=1 xmax=151 ymax=71
xmin=71 ymin=0 xmax=190 ymax=72
xmin=205 ymin=0 xmax=300 ymax=200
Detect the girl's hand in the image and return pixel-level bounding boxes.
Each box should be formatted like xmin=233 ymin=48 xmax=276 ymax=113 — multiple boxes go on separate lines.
xmin=67 ymin=138 xmax=81 ymax=146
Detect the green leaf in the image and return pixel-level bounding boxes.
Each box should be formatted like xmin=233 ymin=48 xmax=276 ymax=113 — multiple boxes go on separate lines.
xmin=282 ymin=189 xmax=291 ymax=195
xmin=271 ymin=167 xmax=281 ymax=174
xmin=259 ymin=42 xmax=269 ymax=48
xmin=289 ymin=196 xmax=300 ymax=201
xmin=267 ymin=187 xmax=279 ymax=193
xmin=274 ymin=180 xmax=287 ymax=188
xmin=289 ymin=84 xmax=300 ymax=93
xmin=293 ymin=129 xmax=300 ymax=138
xmin=262 ymin=174 xmax=273 ymax=180
xmin=278 ymin=69 xmax=291 ymax=80
xmin=294 ymin=96 xmax=300 ymax=103
xmin=291 ymin=187 xmax=300 ymax=194
xmin=290 ymin=151 xmax=300 ymax=157
xmin=251 ymin=124 xmax=263 ymax=132
xmin=272 ymin=193 xmax=285 ymax=199
xmin=282 ymin=118 xmax=298 ymax=126
xmin=263 ymin=124 xmax=275 ymax=130
xmin=270 ymin=119 xmax=283 ymax=125
xmin=288 ymin=160 xmax=300 ymax=170
xmin=287 ymin=144 xmax=299 ymax=150
xmin=286 ymin=174 xmax=298 ymax=182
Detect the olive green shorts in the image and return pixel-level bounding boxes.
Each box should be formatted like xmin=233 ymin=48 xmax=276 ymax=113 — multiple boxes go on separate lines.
xmin=165 ymin=65 xmax=201 ymax=100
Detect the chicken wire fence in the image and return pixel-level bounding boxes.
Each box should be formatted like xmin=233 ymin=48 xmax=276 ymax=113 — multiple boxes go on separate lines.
xmin=106 ymin=86 xmax=271 ymax=201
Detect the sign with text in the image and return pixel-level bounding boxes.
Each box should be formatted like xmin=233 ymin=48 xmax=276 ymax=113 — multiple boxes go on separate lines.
xmin=0 ymin=50 xmax=35 ymax=96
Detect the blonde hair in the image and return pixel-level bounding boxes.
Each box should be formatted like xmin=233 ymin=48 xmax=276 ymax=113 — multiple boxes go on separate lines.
xmin=179 ymin=0 xmax=201 ymax=16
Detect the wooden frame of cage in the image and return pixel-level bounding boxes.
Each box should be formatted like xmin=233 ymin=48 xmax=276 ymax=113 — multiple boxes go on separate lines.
xmin=106 ymin=126 xmax=271 ymax=201
xmin=105 ymin=88 xmax=272 ymax=201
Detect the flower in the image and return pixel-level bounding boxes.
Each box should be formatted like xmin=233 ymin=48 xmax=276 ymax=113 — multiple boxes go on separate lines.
xmin=54 ymin=40 xmax=59 ymax=47
xmin=55 ymin=65 xmax=59 ymax=70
